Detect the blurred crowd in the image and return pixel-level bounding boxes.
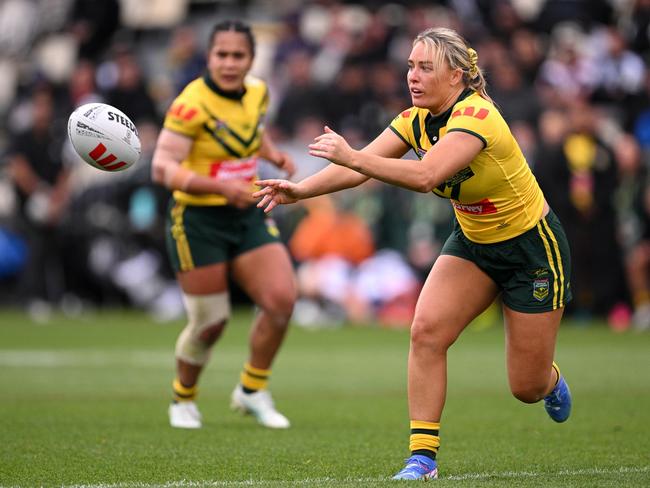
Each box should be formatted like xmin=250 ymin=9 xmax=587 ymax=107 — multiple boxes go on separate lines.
xmin=1 ymin=0 xmax=650 ymax=331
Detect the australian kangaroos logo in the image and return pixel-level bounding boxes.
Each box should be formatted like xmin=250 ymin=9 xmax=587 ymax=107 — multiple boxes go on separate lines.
xmin=533 ymin=278 xmax=550 ymax=301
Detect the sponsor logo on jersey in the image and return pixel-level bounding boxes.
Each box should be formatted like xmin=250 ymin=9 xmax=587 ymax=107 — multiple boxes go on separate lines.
xmin=452 ymin=198 xmax=497 ymax=215
xmin=167 ymin=103 xmax=198 ymax=122
xmin=533 ymin=278 xmax=549 ymax=301
xmin=451 ymin=106 xmax=489 ymax=120
xmin=210 ymin=157 xmax=258 ymax=181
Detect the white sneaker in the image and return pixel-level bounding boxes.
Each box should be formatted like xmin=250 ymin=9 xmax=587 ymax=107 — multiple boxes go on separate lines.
xmin=230 ymin=385 xmax=290 ymax=429
xmin=169 ymin=401 xmax=202 ymax=429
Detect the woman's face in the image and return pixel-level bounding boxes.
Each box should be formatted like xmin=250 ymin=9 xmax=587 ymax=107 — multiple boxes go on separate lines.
xmin=407 ymin=41 xmax=458 ymax=113
xmin=207 ymin=30 xmax=253 ymax=91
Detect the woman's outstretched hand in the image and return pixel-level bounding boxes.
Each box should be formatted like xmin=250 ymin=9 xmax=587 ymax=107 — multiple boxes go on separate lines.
xmin=253 ymin=179 xmax=302 ymax=213
xmin=308 ymin=126 xmax=356 ymax=168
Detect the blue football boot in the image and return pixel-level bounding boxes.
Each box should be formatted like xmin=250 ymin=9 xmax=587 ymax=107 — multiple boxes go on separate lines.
xmin=544 ymin=375 xmax=572 ymax=422
xmin=392 ymin=454 xmax=438 ymax=480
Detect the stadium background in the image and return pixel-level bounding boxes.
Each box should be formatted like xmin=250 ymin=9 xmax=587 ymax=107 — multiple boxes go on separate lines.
xmin=1 ymin=0 xmax=649 ymax=330
xmin=1 ymin=1 xmax=649 ymax=487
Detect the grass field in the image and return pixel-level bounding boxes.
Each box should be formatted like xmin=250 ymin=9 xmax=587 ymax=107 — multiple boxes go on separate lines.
xmin=1 ymin=309 xmax=649 ymax=487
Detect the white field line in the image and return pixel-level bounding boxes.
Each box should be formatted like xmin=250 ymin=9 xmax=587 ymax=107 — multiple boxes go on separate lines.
xmin=5 ymin=465 xmax=641 ymax=488
xmin=0 ymin=350 xmax=172 ymax=367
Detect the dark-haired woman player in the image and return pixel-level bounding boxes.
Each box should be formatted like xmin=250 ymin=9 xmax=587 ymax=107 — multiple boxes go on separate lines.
xmin=152 ymin=20 xmax=296 ymax=430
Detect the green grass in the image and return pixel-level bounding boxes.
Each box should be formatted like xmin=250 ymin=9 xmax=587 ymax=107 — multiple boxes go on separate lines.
xmin=0 ymin=309 xmax=649 ymax=487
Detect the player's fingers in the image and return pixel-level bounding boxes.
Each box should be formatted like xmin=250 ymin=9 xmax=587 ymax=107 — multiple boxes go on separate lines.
xmin=257 ymin=194 xmax=273 ymax=208
xmin=309 ymin=149 xmax=329 ymax=159
xmin=252 ymin=186 xmax=272 ymax=197
xmin=264 ymin=199 xmax=278 ymax=213
xmin=255 ymin=179 xmax=283 ymax=187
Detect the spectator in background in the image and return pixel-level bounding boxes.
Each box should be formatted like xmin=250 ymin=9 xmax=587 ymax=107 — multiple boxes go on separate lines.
xmin=273 ymin=49 xmax=325 ymax=138
xmin=510 ymin=28 xmax=545 ymax=84
xmin=167 ymin=25 xmax=205 ymax=95
xmin=5 ymin=86 xmax=72 ymax=319
xmin=535 ymin=101 xmax=629 ymax=323
xmin=626 ymin=182 xmax=650 ymax=331
xmin=64 ymin=59 xmax=102 ymax=110
xmin=289 ymin=194 xmax=374 ymax=324
xmin=325 ymin=60 xmax=374 ymax=138
xmin=615 ymin=133 xmax=650 ymax=331
xmin=621 ymin=0 xmax=650 ymax=55
xmin=490 ymin=57 xmax=540 ymax=125
xmin=68 ymin=0 xmax=120 ymax=60
xmin=102 ymin=46 xmax=160 ymax=126
xmin=536 ymin=24 xmax=596 ymax=106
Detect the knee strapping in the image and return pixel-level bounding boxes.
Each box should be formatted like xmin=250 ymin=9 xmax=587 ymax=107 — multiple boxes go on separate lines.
xmin=175 ymin=292 xmax=230 ymax=366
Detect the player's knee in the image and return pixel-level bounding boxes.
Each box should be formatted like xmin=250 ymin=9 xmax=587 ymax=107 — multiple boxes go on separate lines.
xmin=175 ymin=292 xmax=230 ymax=366
xmin=256 ymin=288 xmax=296 ymax=325
xmin=510 ymin=382 xmax=547 ymax=404
xmin=410 ymin=316 xmax=455 ymax=354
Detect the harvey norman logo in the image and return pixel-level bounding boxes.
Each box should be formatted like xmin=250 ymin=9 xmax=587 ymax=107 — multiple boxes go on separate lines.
xmin=452 ymin=198 xmax=497 ymax=215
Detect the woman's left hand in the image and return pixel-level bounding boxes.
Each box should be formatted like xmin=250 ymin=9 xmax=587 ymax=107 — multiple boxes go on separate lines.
xmin=308 ymin=126 xmax=356 ymax=168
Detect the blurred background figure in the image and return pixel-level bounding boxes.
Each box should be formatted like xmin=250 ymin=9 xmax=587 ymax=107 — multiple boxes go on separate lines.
xmin=68 ymin=0 xmax=120 ymax=61
xmin=5 ymin=86 xmax=72 ymax=320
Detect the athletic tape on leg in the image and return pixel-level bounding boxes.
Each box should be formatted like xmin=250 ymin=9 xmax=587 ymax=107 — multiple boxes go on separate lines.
xmin=175 ymin=292 xmax=230 ymax=365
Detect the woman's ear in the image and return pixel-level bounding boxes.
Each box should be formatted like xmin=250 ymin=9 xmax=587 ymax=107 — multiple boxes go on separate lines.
xmin=450 ymin=67 xmax=464 ymax=86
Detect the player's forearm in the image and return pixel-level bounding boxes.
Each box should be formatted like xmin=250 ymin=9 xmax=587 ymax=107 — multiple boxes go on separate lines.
xmin=152 ymin=158 xmax=235 ymax=195
xmin=296 ymin=163 xmax=369 ymax=199
xmin=347 ymin=151 xmax=437 ymax=193
xmin=258 ymin=132 xmax=282 ymax=166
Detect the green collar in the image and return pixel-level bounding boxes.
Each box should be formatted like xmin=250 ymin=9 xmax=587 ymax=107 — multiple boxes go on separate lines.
xmin=203 ymin=71 xmax=247 ymax=100
xmin=428 ymin=88 xmax=474 ymax=123
xmin=424 ymin=88 xmax=474 ymax=145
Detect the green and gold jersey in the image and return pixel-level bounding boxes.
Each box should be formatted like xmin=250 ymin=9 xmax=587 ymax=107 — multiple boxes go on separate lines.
xmin=163 ymin=73 xmax=269 ymax=206
xmin=389 ymin=89 xmax=544 ymax=243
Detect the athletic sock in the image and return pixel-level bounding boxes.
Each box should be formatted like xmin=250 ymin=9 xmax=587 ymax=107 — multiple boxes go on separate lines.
xmin=240 ymin=362 xmax=270 ymax=393
xmin=409 ymin=420 xmax=440 ymax=460
xmin=172 ymin=378 xmax=197 ymax=402
xmin=551 ymin=361 xmax=561 ymax=387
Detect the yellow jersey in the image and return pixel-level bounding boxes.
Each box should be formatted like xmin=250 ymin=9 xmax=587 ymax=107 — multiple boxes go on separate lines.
xmin=163 ymin=73 xmax=269 ymax=206
xmin=389 ymin=89 xmax=544 ymax=243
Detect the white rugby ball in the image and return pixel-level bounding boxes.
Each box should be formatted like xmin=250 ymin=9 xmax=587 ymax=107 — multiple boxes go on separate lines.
xmin=67 ymin=102 xmax=141 ymax=172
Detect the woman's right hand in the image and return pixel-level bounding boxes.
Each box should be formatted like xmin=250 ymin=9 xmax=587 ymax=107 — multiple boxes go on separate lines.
xmin=253 ymin=179 xmax=302 ymax=213
xmin=221 ymin=179 xmax=259 ymax=209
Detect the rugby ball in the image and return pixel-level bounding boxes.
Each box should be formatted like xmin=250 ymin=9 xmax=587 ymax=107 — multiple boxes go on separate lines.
xmin=67 ymin=103 xmax=141 ymax=171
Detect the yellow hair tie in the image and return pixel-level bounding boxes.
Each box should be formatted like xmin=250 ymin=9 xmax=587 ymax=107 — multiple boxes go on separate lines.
xmin=468 ymin=47 xmax=479 ymax=79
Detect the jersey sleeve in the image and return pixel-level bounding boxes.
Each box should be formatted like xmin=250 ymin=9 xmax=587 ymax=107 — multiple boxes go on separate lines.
xmin=445 ymin=103 xmax=495 ymax=148
xmin=388 ymin=109 xmax=415 ymax=149
xmin=163 ymin=90 xmax=205 ymax=138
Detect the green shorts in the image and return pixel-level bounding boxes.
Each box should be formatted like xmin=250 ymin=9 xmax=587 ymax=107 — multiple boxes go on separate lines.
xmin=440 ymin=209 xmax=572 ymax=313
xmin=165 ymin=199 xmax=281 ymax=272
